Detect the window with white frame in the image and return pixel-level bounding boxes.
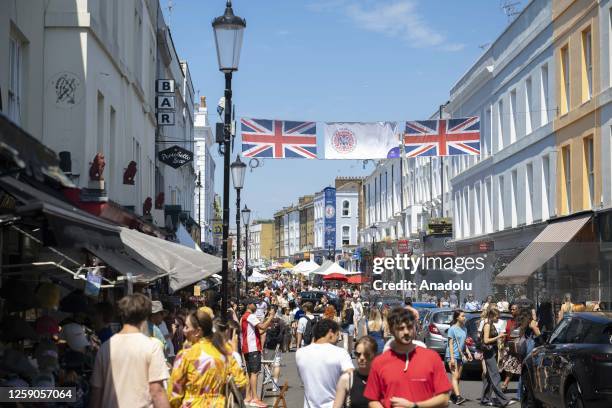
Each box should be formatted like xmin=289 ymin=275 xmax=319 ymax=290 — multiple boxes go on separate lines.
xmin=525 ymin=77 xmax=533 ymax=135
xmin=511 ymin=169 xmax=518 ymax=228
xmin=498 ymin=175 xmax=505 ymax=231
xmin=484 ymin=108 xmax=492 ymax=157
xmin=342 ymin=200 xmax=350 ymax=217
xmin=484 ymin=177 xmax=493 ymax=233
xmin=584 ymin=136 xmax=594 ymax=208
xmin=541 ymin=64 xmax=549 ymax=126
xmin=526 ymin=162 xmax=534 ymax=224
xmin=583 ymin=28 xmax=593 ymax=101
xmin=510 ymin=89 xmax=517 ymax=143
xmin=474 ymin=182 xmax=482 ymax=235
xmin=342 ymin=226 xmax=350 ymax=246
xmin=497 ymin=100 xmax=504 ymax=151
xmin=8 ymin=35 xmax=23 ymax=124
xmin=542 ymin=155 xmax=550 ymax=220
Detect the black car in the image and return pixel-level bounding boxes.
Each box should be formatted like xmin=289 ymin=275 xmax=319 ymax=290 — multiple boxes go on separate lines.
xmin=298 ymin=291 xmax=342 ymax=313
xmin=521 ymin=312 xmax=612 ymax=408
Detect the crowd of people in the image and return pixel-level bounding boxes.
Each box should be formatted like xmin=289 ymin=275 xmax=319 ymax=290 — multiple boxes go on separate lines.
xmin=3 ymin=269 xmax=607 ymax=408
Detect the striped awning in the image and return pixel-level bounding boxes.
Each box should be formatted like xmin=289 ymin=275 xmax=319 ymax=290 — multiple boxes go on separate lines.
xmin=494 ymin=214 xmax=592 ymax=285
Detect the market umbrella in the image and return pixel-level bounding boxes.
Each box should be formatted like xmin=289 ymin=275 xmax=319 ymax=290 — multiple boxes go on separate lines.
xmin=347 ymin=274 xmax=368 ymax=284
xmin=248 ymin=268 xmax=269 ymax=283
xmin=323 ymin=273 xmax=348 ymax=281
xmin=281 ymin=261 xmax=294 ymax=269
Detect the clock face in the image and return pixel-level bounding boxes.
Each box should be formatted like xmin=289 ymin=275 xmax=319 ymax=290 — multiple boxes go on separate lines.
xmin=325 ymin=205 xmax=335 ymax=218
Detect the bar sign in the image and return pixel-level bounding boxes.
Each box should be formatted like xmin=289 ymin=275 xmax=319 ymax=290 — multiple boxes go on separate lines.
xmin=156 ymin=112 xmax=175 ymax=126
xmin=156 ymin=79 xmax=174 ymax=93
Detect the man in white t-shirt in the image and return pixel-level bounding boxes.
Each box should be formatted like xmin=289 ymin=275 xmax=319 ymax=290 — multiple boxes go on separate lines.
xmin=90 ymin=294 xmax=169 ymax=408
xmin=296 ymin=302 xmax=315 ymax=348
xmin=296 ymin=319 xmax=354 ymax=408
xmin=241 ymin=298 xmax=276 ymax=408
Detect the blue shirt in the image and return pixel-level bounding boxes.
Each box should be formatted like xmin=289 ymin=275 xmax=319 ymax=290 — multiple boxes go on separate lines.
xmin=445 ymin=325 xmax=467 ymax=361
xmin=464 ymin=300 xmax=480 ymax=312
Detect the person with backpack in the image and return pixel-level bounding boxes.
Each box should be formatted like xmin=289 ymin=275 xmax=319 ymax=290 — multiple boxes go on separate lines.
xmin=296 ymin=302 xmax=317 ymax=348
xmin=445 ymin=310 xmax=472 ymax=405
xmin=515 ymin=307 xmax=541 ymax=401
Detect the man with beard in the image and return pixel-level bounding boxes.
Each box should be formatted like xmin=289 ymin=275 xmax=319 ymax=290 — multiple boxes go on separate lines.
xmin=364 ymin=307 xmax=450 ymax=408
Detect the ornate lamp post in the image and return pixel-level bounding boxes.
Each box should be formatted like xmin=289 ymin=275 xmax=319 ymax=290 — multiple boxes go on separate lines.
xmin=241 ymin=205 xmax=251 ymax=295
xmin=212 ymin=1 xmax=246 ymax=311
xmin=231 ymin=156 xmax=246 ymax=302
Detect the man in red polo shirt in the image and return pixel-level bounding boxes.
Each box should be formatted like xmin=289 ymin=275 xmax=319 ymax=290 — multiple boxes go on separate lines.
xmin=241 ymin=298 xmax=276 ymax=408
xmin=364 ymin=307 xmax=451 ymax=408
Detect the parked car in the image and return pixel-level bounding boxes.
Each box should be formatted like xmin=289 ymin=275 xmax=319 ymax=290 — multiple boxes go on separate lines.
xmin=463 ymin=311 xmax=512 ymax=372
xmin=298 ymin=291 xmax=342 ymax=314
xmin=369 ymin=295 xmax=404 ymax=310
xmin=521 ymin=312 xmax=612 ymax=408
xmin=416 ymin=308 xmax=455 ymax=355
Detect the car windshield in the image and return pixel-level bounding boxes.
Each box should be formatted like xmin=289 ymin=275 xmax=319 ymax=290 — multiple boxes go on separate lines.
xmin=433 ymin=311 xmax=454 ymax=325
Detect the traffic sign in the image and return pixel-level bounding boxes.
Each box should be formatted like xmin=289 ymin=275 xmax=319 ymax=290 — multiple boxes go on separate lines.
xmin=236 ymin=258 xmax=245 ymax=269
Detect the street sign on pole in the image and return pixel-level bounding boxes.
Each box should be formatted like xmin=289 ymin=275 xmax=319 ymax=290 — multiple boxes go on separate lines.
xmin=236 ymin=258 xmax=244 ymax=270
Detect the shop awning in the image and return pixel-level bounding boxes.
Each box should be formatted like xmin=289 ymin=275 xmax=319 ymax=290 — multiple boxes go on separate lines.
xmin=494 ymin=214 xmax=592 ymax=285
xmin=85 ymin=246 xmax=161 ymax=283
xmin=119 ymin=227 xmax=221 ymax=292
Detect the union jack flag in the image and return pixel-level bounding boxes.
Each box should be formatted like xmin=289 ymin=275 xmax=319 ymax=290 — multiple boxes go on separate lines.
xmin=241 ymin=118 xmax=317 ymax=159
xmin=404 ymin=117 xmax=480 ymax=157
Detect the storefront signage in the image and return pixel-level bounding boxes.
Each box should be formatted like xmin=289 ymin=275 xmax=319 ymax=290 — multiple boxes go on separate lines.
xmin=156 ymin=79 xmax=175 ymax=126
xmin=158 ymin=145 xmax=193 ymax=169
xmin=398 ymin=239 xmax=410 ymax=254
xmin=324 ymin=187 xmax=336 ymax=251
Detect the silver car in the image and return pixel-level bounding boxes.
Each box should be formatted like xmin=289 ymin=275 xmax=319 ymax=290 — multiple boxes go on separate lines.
xmin=417 ymin=308 xmax=454 ymax=356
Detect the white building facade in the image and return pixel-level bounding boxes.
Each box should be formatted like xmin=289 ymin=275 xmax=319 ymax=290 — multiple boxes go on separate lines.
xmin=1 ymin=0 xmax=196 ymax=223
xmin=194 ymin=97 xmax=216 ymax=245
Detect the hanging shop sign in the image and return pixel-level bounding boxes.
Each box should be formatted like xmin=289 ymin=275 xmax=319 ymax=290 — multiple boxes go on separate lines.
xmin=324 ymin=187 xmax=336 ymax=251
xmin=156 ymin=79 xmax=175 ymax=126
xmin=158 ymin=145 xmax=193 ymax=169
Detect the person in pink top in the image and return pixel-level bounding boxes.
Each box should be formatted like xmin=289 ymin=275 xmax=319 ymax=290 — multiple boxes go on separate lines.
xmin=240 ymin=298 xmax=276 ymax=408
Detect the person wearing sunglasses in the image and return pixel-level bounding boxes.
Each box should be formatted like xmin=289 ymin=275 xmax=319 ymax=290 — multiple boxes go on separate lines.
xmin=333 ymin=336 xmax=378 ymax=408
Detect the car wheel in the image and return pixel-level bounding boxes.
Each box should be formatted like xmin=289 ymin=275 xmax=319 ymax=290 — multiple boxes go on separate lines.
xmin=520 ymin=371 xmax=542 ymax=408
xmin=565 ymin=382 xmax=584 ymax=408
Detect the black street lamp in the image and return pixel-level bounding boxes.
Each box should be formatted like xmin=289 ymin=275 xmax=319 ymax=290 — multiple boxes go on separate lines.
xmin=231 ymin=156 xmax=246 ymax=303
xmin=212 ymin=1 xmax=246 ymax=312
xmin=369 ymin=225 xmax=377 ymax=276
xmin=241 ymin=205 xmax=251 ymax=295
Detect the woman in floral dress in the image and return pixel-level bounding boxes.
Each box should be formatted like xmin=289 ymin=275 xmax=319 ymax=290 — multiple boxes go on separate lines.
xmin=168 ymin=309 xmax=247 ymax=407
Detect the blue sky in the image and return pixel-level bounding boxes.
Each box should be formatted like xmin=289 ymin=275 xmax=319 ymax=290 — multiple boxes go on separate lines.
xmin=164 ymin=0 xmax=517 ymax=220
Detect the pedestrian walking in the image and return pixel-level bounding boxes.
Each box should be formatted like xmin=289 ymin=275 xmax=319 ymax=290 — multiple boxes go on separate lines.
xmin=296 ymin=302 xmax=316 ymax=349
xmin=446 ymin=310 xmax=473 ymax=405
xmin=556 ymin=292 xmax=574 ymax=324
xmin=366 ymin=308 xmax=385 ymax=354
xmin=340 ymin=300 xmax=355 ymax=354
xmin=241 ymin=298 xmax=276 ymax=408
xmin=364 ymin=307 xmax=451 ymax=408
xmin=515 ymin=307 xmax=541 ymax=401
xmin=90 ymin=293 xmax=170 ymax=408
xmin=296 ymin=319 xmax=354 ymax=408
xmin=333 ymin=336 xmax=378 ymax=408
xmin=500 ymin=304 xmax=521 ymax=393
xmin=168 ymin=310 xmax=247 ymax=407
xmin=480 ymin=308 xmax=515 ymax=407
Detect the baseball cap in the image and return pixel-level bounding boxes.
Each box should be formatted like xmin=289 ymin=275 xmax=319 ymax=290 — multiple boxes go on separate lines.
xmin=151 ymin=300 xmax=165 ymax=314
xmin=59 ymin=322 xmax=90 ymax=353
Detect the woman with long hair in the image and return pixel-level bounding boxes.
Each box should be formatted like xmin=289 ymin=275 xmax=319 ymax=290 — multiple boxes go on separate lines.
xmin=480 ymin=308 xmax=514 ymax=407
xmin=500 ymin=304 xmax=521 ymax=392
xmin=168 ymin=309 xmax=247 ymax=407
xmin=516 ymin=307 xmax=541 ymax=401
xmin=366 ymin=308 xmax=385 ymax=354
xmin=333 ymin=336 xmax=378 ymax=408
xmin=340 ymin=300 xmax=355 ymax=353
xmin=556 ymin=293 xmax=574 ymax=324
xmin=446 ymin=310 xmax=472 ymax=405
xmin=323 ymin=304 xmax=337 ymax=321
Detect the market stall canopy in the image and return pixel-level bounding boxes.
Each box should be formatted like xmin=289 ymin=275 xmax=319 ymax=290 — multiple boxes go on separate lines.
xmin=312 ymin=261 xmax=357 ymax=276
xmin=85 ymin=246 xmax=160 ymax=283
xmin=281 ymin=261 xmax=294 ymax=269
xmin=119 ymin=227 xmax=221 ymax=292
xmin=347 ymin=274 xmax=367 ymax=284
xmin=292 ymin=260 xmax=320 ymax=275
xmin=323 ymin=273 xmax=348 ymax=281
xmin=248 ymin=268 xmax=268 ymax=283
xmin=494 ymin=214 xmax=592 ymax=285
xmin=176 ymin=224 xmax=202 ymax=251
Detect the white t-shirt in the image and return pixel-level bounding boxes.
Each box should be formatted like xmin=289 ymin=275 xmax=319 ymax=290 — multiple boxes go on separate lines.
xmin=91 ymin=333 xmax=169 ymax=408
xmin=255 ymin=301 xmax=268 ymax=320
xmin=244 ymin=313 xmax=262 ymax=353
xmin=296 ymin=343 xmax=354 ymax=408
xmin=297 ymin=314 xmax=315 ymax=334
xmin=351 ymin=301 xmax=363 ymax=322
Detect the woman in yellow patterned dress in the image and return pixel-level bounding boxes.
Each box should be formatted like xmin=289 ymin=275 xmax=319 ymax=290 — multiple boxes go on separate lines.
xmin=168 ymin=309 xmax=248 ymax=407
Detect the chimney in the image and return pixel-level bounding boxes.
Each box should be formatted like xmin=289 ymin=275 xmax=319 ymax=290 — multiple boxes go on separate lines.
xmin=200 ymin=96 xmax=207 ymax=108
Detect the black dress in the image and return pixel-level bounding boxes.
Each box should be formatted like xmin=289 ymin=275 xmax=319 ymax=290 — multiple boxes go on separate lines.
xmin=348 ymin=371 xmax=369 ymax=408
